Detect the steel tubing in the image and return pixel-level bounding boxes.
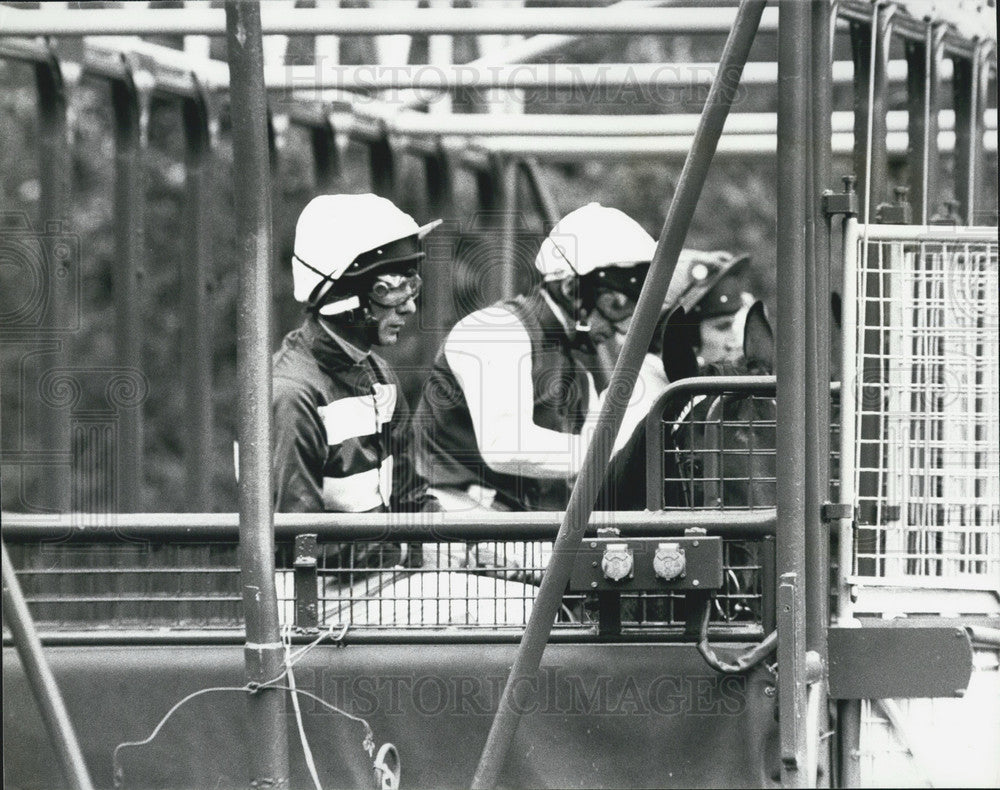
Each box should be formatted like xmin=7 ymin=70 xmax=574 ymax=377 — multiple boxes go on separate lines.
xmin=181 ymin=87 xmax=214 ymax=512
xmin=270 ymin=59 xmax=916 ymax=91
xmin=0 ymin=509 xmax=778 ymax=543
xmin=378 ymin=108 xmax=990 ymax=137
xmin=1 ymin=541 xmax=94 ymax=790
xmin=470 ymin=3 xmax=768 ymax=787
xmin=0 ymin=5 xmax=780 ymax=36
xmin=110 ymin=69 xmax=145 ymax=511
xmin=34 ymin=51 xmax=72 ymax=514
xmin=776 ymin=0 xmax=809 ymax=784
xmin=472 ymin=130 xmax=994 ymax=158
xmin=224 ymin=2 xmax=289 ymax=787
xmin=906 ymin=25 xmax=944 ymax=223
xmin=805 ymin=1 xmax=833 ymax=784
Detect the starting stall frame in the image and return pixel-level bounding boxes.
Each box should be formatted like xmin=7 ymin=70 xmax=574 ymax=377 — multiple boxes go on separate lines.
xmin=1 ymin=2 xmax=998 ymax=789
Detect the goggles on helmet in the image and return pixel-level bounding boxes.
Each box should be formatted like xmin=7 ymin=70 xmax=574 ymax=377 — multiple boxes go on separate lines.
xmin=593 ymin=289 xmax=637 ymax=323
xmin=369 ymin=272 xmax=422 ymax=308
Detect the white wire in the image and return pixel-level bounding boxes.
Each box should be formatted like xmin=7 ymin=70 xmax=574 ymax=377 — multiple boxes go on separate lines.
xmin=285 ymin=624 xmax=324 ymax=790
xmin=112 ymin=624 xmax=369 ymax=789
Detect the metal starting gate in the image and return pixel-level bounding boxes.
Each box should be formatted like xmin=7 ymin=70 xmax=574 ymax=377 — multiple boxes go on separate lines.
xmin=1 ymin=2 xmax=998 ymax=790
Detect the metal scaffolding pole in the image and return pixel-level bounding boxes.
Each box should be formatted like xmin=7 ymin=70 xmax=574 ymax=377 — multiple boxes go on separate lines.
xmin=469 ymin=3 xmax=767 ymax=787
xmin=110 ymin=67 xmax=145 ymax=512
xmin=224 ymin=2 xmax=290 ymax=786
xmin=806 ymin=0 xmax=833 ymax=784
xmin=2 ymin=540 xmax=94 ymax=790
xmin=776 ymin=0 xmax=809 ymax=785
xmin=0 ymin=5 xmax=781 ymax=36
xmin=34 ymin=50 xmax=71 ymax=514
xmin=181 ymin=85 xmax=214 ymax=512
xmin=906 ymin=24 xmax=944 ymax=224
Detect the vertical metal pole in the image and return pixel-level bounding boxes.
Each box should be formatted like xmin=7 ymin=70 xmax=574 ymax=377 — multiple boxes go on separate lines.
xmin=225 ymin=3 xmax=289 ymax=787
xmin=806 ymin=1 xmax=833 ymax=784
xmin=519 ymin=156 xmax=560 ymax=226
xmin=34 ymin=52 xmax=71 ymax=513
xmin=425 ymin=143 xmax=457 ymax=335
xmin=110 ymin=71 xmax=145 ymax=512
xmin=777 ymin=0 xmax=809 ymax=784
xmin=499 ymin=155 xmax=519 ymax=301
xmin=470 ymin=3 xmax=767 ymax=787
xmin=181 ymin=85 xmax=213 ymax=512
xmin=369 ymin=127 xmax=398 ymax=203
xmin=311 ymin=117 xmax=340 ymax=193
xmin=2 ymin=540 xmax=94 ymax=790
xmin=836 ymin=699 xmax=862 ymax=788
xmin=954 ymin=44 xmax=990 ymax=225
xmin=905 ymin=25 xmax=942 ymax=224
xmin=952 ymin=54 xmax=974 ymax=225
xmin=869 ymin=6 xmax=891 ymax=220
xmin=849 ymin=9 xmax=890 ymax=222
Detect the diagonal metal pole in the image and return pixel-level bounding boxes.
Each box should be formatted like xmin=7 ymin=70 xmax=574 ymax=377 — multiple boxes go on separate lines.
xmin=225 ymin=2 xmax=290 ymax=787
xmin=469 ymin=2 xmax=767 ymax=786
xmin=2 ymin=540 xmax=94 ymax=790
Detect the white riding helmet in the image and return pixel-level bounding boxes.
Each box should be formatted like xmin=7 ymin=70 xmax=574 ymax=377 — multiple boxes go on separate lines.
xmin=533 ymin=202 xmax=656 ymax=282
xmin=291 ymin=193 xmax=440 ymax=313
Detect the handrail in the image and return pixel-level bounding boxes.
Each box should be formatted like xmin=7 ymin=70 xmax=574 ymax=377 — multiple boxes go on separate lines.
xmin=0 ymin=509 xmax=778 ymax=543
xmin=0 ymin=6 xmax=782 ymax=37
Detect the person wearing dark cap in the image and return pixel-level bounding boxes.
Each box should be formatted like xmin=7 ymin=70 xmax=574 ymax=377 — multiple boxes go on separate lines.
xmin=662 ymin=251 xmax=755 ymax=369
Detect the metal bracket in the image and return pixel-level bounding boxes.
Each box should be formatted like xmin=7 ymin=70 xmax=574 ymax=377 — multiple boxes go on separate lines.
xmin=822 ymin=175 xmax=859 ymax=217
xmin=827 ymin=625 xmax=973 ymax=699
xmin=875 ymin=185 xmax=913 ymax=223
xmin=293 ymin=533 xmax=319 ymax=629
xmin=821 ymin=502 xmax=854 ymax=522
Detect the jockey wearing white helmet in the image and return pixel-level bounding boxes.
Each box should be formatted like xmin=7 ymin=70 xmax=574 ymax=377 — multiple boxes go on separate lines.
xmin=413 ymin=202 xmax=655 ymax=514
xmin=273 ymin=194 xmax=442 ymax=522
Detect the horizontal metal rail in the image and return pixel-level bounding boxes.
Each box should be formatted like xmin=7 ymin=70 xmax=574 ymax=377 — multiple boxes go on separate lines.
xmin=472 ymin=130 xmax=996 ymax=158
xmin=383 ymin=109 xmax=993 ymax=137
xmin=203 ymin=60 xmax=931 ymax=92
xmin=0 ymin=6 xmax=781 ymax=36
xmin=1 ymin=625 xmax=767 ymax=648
xmin=0 ymin=510 xmax=776 ymax=542
xmin=845 ymin=223 xmax=1000 ymax=241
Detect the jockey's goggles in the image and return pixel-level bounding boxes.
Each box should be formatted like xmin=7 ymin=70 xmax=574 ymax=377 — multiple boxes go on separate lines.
xmin=369 ymin=272 xmax=422 ymax=308
xmin=593 ymin=289 xmax=637 ymax=323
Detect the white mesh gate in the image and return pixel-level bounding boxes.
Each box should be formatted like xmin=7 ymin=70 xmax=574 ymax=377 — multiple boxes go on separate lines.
xmin=839 ymin=222 xmax=1000 ymax=616
xmin=839 ymin=222 xmax=1000 ymax=789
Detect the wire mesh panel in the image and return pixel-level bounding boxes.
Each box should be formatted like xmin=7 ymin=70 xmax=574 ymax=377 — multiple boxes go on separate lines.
xmin=841 ymin=223 xmax=1000 ymax=609
xmin=652 ymin=380 xmax=777 ymax=512
xmin=6 ymin=541 xmax=243 ymax=629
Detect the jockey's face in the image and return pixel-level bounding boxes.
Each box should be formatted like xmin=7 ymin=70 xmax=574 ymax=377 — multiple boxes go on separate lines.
xmin=697 ymin=305 xmax=747 ymax=366
xmin=587 ymin=288 xmax=636 ymax=346
xmin=368 ymin=292 xmax=417 ymax=346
